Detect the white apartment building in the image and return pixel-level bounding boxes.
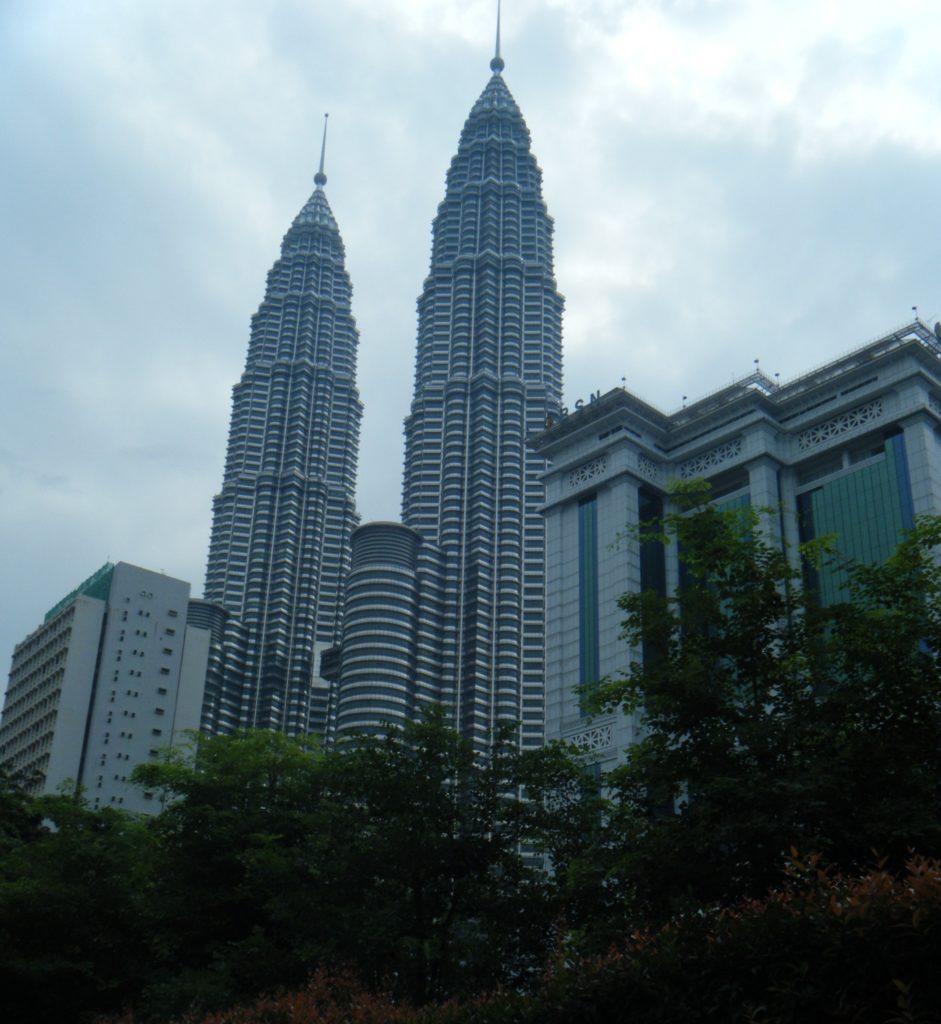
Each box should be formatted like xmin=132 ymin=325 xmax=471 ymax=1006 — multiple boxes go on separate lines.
xmin=0 ymin=562 xmax=208 ymax=813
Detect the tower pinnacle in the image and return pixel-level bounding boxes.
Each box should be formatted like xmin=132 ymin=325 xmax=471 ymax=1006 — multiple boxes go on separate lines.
xmin=314 ymin=113 xmax=329 ymax=188
xmin=490 ymin=0 xmax=504 ymax=73
xmin=204 ymin=106 xmax=361 ymax=739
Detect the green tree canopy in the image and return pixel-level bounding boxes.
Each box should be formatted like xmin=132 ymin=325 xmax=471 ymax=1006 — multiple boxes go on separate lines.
xmin=129 ymin=712 xmax=558 ymax=1018
xmin=592 ymin=483 xmax=941 ymax=923
xmin=0 ymin=787 xmax=156 ymax=1024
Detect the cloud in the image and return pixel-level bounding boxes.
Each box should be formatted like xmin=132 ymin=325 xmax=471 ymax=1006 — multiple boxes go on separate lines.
xmin=0 ymin=0 xmax=938 ymax=684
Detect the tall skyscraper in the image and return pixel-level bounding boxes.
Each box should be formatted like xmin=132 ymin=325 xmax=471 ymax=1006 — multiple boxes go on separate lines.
xmin=334 ymin=31 xmax=564 ymax=754
xmin=203 ymin=120 xmax=362 ymax=736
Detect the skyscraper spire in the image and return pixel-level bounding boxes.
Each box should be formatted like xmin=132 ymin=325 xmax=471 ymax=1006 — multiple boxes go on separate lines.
xmin=491 ymin=0 xmax=504 ymax=73
xmin=203 ymin=134 xmax=362 ymax=738
xmin=314 ymin=112 xmax=329 ymax=188
xmin=334 ymin=43 xmax=563 ymax=755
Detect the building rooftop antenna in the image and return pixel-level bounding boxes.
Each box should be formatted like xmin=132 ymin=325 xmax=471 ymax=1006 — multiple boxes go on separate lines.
xmin=491 ymin=0 xmax=505 ymax=73
xmin=314 ymin=113 xmax=329 ymax=189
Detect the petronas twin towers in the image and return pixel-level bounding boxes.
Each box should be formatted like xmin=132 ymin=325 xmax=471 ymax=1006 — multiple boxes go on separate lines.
xmin=203 ymin=35 xmax=563 ymax=751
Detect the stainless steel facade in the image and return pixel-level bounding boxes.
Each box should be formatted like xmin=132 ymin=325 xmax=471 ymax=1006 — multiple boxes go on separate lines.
xmin=203 ymin=173 xmax=362 ymax=737
xmin=336 ymin=59 xmax=563 ymax=753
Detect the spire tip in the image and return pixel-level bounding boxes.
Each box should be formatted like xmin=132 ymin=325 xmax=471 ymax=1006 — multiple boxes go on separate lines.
xmin=490 ymin=0 xmax=504 ymax=72
xmin=314 ymin=112 xmax=329 ymax=188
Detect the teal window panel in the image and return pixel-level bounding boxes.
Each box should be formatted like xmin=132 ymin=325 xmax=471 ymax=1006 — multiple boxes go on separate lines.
xmin=800 ymin=434 xmax=913 ymax=605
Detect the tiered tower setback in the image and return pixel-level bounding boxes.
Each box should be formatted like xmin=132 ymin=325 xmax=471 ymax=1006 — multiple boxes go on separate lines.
xmin=335 ymin=38 xmax=564 ymax=753
xmin=204 ymin=120 xmax=362 ymax=736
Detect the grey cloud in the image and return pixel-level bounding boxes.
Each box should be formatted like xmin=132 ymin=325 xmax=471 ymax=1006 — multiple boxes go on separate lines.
xmin=1 ymin=0 xmax=938 ymax=684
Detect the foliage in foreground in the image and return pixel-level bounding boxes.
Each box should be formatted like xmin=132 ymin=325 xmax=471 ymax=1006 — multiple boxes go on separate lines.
xmin=100 ymin=854 xmax=941 ymax=1024
xmin=6 ymin=497 xmax=941 ymax=1022
xmin=588 ymin=487 xmax=941 ymax=925
xmin=0 ymin=716 xmax=564 ymax=1023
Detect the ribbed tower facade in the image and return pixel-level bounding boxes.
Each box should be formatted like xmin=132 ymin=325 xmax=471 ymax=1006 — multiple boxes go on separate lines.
xmin=204 ymin=145 xmax=362 ymax=737
xmin=335 ymin=52 xmax=563 ymax=753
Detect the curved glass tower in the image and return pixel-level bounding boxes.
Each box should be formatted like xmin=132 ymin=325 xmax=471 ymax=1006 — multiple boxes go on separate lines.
xmin=204 ymin=126 xmax=362 ymax=736
xmin=336 ymin=44 xmax=563 ymax=753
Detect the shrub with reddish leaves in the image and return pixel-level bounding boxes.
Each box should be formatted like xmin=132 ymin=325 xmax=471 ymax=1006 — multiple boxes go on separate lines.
xmin=100 ymin=856 xmax=941 ymax=1024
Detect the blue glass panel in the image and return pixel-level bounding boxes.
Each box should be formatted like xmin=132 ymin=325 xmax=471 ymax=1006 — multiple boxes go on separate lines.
xmin=578 ymin=495 xmax=600 ymax=715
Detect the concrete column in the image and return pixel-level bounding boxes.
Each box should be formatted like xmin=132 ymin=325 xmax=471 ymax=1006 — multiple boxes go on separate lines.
xmin=747 ymin=455 xmax=783 ymax=549
xmin=777 ymin=466 xmax=804 ymax=574
xmin=901 ymin=414 xmax=941 ymax=517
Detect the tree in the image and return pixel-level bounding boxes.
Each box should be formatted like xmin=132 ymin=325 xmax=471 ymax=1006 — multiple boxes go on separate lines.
xmin=514 ymin=739 xmax=633 ymax=957
xmin=320 ymin=710 xmax=549 ymax=1002
xmin=0 ymin=766 xmax=42 ymax=855
xmin=131 ymin=730 xmax=331 ymax=1018
xmin=591 ymin=483 xmax=941 ymax=922
xmin=0 ymin=790 xmax=155 ymax=1024
xmin=129 ymin=714 xmax=560 ymax=1017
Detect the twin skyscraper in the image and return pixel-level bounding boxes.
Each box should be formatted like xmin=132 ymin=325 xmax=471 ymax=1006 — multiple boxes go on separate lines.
xmin=202 ymin=36 xmax=564 ymax=752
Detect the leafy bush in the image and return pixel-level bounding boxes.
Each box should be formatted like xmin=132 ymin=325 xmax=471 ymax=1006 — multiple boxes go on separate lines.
xmin=100 ymin=856 xmax=941 ymax=1024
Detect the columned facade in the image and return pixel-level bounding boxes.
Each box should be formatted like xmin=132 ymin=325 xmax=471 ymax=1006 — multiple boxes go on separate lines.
xmin=534 ymin=319 xmax=941 ymax=775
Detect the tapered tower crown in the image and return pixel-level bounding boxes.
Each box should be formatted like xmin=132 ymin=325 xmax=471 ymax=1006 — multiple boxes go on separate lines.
xmin=204 ymin=136 xmax=362 ymax=738
xmin=398 ymin=62 xmax=563 ymax=752
xmin=333 ymin=27 xmax=564 ymax=756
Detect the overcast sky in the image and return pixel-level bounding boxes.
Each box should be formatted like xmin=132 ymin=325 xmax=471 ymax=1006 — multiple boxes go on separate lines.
xmin=2 ymin=0 xmax=939 ymax=680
